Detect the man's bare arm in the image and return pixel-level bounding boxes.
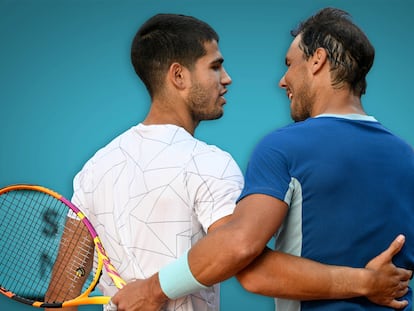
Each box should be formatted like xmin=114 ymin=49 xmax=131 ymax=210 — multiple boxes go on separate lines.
xmin=236 ymin=237 xmax=411 ymax=308
xmin=112 ymin=194 xmax=412 ymax=311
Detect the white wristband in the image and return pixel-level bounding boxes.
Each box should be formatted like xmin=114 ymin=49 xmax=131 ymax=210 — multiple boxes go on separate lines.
xmin=158 ymin=249 xmax=208 ymax=299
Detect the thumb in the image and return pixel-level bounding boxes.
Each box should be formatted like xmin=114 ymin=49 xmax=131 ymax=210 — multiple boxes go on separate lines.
xmin=379 ymin=234 xmax=405 ymax=261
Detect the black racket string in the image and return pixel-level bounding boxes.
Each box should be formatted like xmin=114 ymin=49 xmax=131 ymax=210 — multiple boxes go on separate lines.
xmin=0 ymin=189 xmax=58 ymax=299
xmin=0 ymin=189 xmax=96 ymax=303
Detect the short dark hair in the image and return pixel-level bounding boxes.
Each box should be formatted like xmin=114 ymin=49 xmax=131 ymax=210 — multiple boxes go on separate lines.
xmin=131 ymin=13 xmax=219 ymax=97
xmin=292 ymin=7 xmax=375 ymax=96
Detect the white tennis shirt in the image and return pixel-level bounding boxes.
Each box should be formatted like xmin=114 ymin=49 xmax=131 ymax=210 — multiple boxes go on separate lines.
xmin=71 ymin=123 xmax=244 ymax=311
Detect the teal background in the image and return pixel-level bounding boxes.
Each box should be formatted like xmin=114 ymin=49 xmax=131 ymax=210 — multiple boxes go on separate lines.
xmin=1 ymin=0 xmax=413 ymax=310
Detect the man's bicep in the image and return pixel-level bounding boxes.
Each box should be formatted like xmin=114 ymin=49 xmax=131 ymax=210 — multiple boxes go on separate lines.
xmin=232 ymin=194 xmax=289 ymax=248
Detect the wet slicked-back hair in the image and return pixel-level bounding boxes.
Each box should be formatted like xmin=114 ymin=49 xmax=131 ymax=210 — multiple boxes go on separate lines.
xmin=131 ymin=13 xmax=219 ymax=98
xmin=292 ymin=7 xmax=374 ymax=96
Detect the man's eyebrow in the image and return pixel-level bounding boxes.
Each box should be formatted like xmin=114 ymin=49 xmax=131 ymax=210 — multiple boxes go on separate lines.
xmin=211 ymin=57 xmax=224 ymax=65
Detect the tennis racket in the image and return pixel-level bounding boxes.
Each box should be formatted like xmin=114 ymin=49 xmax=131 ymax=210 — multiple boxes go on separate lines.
xmin=0 ymin=184 xmax=126 ymax=309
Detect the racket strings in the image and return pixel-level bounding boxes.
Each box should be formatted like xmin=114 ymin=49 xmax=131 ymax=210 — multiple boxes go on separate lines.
xmin=0 ymin=189 xmax=96 ymax=304
xmin=0 ymin=189 xmax=62 ymax=299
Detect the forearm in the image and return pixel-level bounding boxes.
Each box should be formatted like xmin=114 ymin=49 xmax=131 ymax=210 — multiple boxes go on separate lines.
xmin=157 ymin=194 xmax=287 ymax=299
xmin=188 ymin=196 xmax=286 ymax=286
xmin=113 ymin=234 xmax=411 ymax=310
xmin=155 ymin=218 xmax=265 ymax=300
xmin=188 ymin=218 xmax=262 ymax=286
xmin=236 ymin=248 xmax=371 ymax=300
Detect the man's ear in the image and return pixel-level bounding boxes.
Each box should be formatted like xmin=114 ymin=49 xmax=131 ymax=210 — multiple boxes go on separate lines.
xmin=311 ymin=47 xmax=328 ymax=74
xmin=168 ymin=62 xmax=187 ymax=90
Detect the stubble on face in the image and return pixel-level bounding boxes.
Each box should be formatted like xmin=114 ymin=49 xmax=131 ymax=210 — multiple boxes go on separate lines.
xmin=187 ymin=80 xmax=224 ymax=122
xmin=283 ymin=35 xmax=316 ymax=123
xmin=290 ymin=77 xmax=314 ymax=122
xmin=184 ymin=40 xmax=229 ymax=123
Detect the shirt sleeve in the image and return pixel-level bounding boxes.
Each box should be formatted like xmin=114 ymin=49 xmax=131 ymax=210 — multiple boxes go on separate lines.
xmin=238 ymin=133 xmax=291 ymax=203
xmin=186 ymin=148 xmax=244 ymax=233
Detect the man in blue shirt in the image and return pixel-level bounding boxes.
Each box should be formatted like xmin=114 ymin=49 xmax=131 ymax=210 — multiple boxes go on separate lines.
xmin=112 ymin=8 xmax=414 ymax=311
